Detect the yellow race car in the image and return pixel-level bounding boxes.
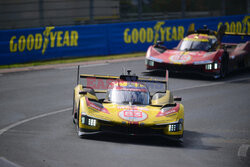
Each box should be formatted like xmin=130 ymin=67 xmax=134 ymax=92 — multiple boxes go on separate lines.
xmin=72 ymin=68 xmax=184 ymax=142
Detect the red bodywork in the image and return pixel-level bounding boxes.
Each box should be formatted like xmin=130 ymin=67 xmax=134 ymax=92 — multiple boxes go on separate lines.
xmin=145 ymin=34 xmax=250 ymax=78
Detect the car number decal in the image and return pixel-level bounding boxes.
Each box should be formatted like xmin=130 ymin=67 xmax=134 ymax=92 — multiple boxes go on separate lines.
xmin=119 ymin=110 xmax=147 ymax=122
xmin=169 ymin=54 xmax=191 ymax=64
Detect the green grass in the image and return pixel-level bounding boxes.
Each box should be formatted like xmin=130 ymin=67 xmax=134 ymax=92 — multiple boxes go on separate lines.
xmin=0 ymin=52 xmax=145 ymax=69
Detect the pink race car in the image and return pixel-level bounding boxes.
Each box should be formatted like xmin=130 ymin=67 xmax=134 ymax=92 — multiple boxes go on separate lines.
xmin=145 ymin=25 xmax=250 ymax=78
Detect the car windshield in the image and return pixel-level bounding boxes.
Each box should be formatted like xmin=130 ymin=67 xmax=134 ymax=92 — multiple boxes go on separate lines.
xmin=179 ymin=39 xmax=216 ymax=51
xmin=106 ymin=89 xmax=150 ymax=105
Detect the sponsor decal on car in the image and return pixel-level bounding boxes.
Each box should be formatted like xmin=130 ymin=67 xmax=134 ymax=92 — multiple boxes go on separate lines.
xmin=86 ymin=78 xmax=164 ymax=90
xmin=169 ymin=54 xmax=191 ymax=64
xmin=119 ymin=110 xmax=148 ymax=122
xmin=86 ymin=97 xmax=110 ymax=114
xmin=156 ymin=104 xmax=180 ymax=117
xmin=117 ymin=106 xmax=149 ymax=111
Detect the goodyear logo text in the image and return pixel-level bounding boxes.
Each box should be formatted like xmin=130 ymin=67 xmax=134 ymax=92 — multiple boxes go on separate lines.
xmin=9 ymin=27 xmax=78 ymax=54
xmin=124 ymin=22 xmax=185 ymax=44
xmin=217 ymin=16 xmax=250 ymax=33
xmin=124 ymin=16 xmax=250 ymax=45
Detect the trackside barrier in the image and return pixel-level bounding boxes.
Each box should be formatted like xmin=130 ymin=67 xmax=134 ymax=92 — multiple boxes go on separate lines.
xmin=0 ymin=15 xmax=249 ymax=65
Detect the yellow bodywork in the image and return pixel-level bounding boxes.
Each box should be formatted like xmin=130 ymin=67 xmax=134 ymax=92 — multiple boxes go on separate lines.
xmin=74 ymin=84 xmax=184 ymax=137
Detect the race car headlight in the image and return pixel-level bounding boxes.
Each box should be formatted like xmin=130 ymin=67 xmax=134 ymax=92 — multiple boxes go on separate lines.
xmin=88 ymin=119 xmax=97 ymax=126
xmin=205 ymin=62 xmax=218 ymax=70
xmin=81 ymin=116 xmax=97 ymax=126
xmin=149 ymin=60 xmax=154 ymax=66
xmin=146 ymin=60 xmax=154 ymax=66
xmin=205 ymin=64 xmax=213 ymax=70
xmin=214 ymin=62 xmax=218 ymax=69
xmin=168 ymin=123 xmax=182 ymax=132
xmin=81 ymin=116 xmax=86 ymax=124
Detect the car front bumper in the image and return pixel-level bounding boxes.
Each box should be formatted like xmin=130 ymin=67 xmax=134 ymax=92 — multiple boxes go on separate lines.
xmin=78 ymin=119 xmax=183 ymax=141
xmin=145 ymin=59 xmax=221 ymax=78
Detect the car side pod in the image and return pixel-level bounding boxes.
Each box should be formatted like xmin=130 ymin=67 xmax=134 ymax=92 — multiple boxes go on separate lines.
xmin=173 ymin=96 xmax=182 ymax=101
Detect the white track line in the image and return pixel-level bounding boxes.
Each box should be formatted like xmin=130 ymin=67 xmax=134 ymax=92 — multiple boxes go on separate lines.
xmin=0 ymin=157 xmax=21 ymax=167
xmin=238 ymin=144 xmax=250 ymax=157
xmin=80 ymin=63 xmax=109 ymax=67
xmin=173 ymin=76 xmax=250 ymax=92
xmin=56 ymin=63 xmax=109 ymax=70
xmin=0 ymin=107 xmax=71 ymax=136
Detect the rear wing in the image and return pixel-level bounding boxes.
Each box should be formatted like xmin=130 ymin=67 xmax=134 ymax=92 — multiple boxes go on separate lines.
xmin=76 ymin=66 xmax=169 ymax=91
xmin=186 ymin=24 xmax=250 ymax=44
xmin=217 ymin=26 xmax=250 ymax=45
xmin=224 ymin=32 xmax=250 ymax=36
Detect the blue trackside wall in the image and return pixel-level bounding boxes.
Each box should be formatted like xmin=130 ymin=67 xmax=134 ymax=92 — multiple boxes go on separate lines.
xmin=0 ymin=15 xmax=249 ymax=65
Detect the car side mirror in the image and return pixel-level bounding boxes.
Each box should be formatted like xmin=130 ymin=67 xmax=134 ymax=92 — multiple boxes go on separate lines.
xmin=174 ymin=96 xmax=182 ymax=101
xmin=79 ymin=91 xmax=87 ymax=95
xmin=156 ymin=41 xmax=164 ymax=45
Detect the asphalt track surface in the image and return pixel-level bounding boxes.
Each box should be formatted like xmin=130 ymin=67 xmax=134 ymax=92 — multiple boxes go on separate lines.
xmin=0 ymin=59 xmax=250 ymax=167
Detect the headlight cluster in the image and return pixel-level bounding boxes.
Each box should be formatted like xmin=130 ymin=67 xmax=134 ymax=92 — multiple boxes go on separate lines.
xmin=205 ymin=62 xmax=218 ymax=70
xmin=81 ymin=116 xmax=97 ymax=127
xmin=205 ymin=64 xmax=212 ymax=70
xmin=214 ymin=62 xmax=218 ymax=69
xmin=145 ymin=59 xmax=154 ymax=66
xmin=168 ymin=123 xmax=182 ymax=132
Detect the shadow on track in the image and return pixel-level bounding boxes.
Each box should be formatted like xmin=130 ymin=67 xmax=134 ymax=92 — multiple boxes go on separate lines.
xmin=142 ymin=68 xmax=250 ymax=82
xmin=79 ymin=130 xmax=220 ymax=151
xmin=142 ymin=70 xmax=214 ymax=81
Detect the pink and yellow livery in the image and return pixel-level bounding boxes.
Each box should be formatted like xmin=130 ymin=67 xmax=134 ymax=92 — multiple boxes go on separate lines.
xmin=145 ymin=25 xmax=250 ymax=78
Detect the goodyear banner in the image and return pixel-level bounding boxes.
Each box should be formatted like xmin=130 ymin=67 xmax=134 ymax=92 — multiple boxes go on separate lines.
xmin=0 ymin=15 xmax=249 ymax=65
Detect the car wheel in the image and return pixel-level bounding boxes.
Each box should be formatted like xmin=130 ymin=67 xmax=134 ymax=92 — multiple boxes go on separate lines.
xmin=72 ymin=91 xmax=76 ymax=124
xmin=76 ymin=106 xmax=84 ymax=137
xmin=220 ymin=55 xmax=228 ymax=78
xmin=73 ymin=110 xmax=76 ymax=124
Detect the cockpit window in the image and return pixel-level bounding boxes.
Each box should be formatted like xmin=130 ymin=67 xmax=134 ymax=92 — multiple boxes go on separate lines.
xmin=106 ymin=89 xmax=150 ymax=105
xmin=179 ymin=38 xmax=217 ymax=51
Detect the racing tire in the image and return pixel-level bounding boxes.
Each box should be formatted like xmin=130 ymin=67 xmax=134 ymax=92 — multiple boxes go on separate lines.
xmin=76 ymin=106 xmax=80 ymax=135
xmin=220 ymin=54 xmax=229 ymax=78
xmin=76 ymin=105 xmax=85 ymax=138
xmin=72 ymin=92 xmax=76 ymax=124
